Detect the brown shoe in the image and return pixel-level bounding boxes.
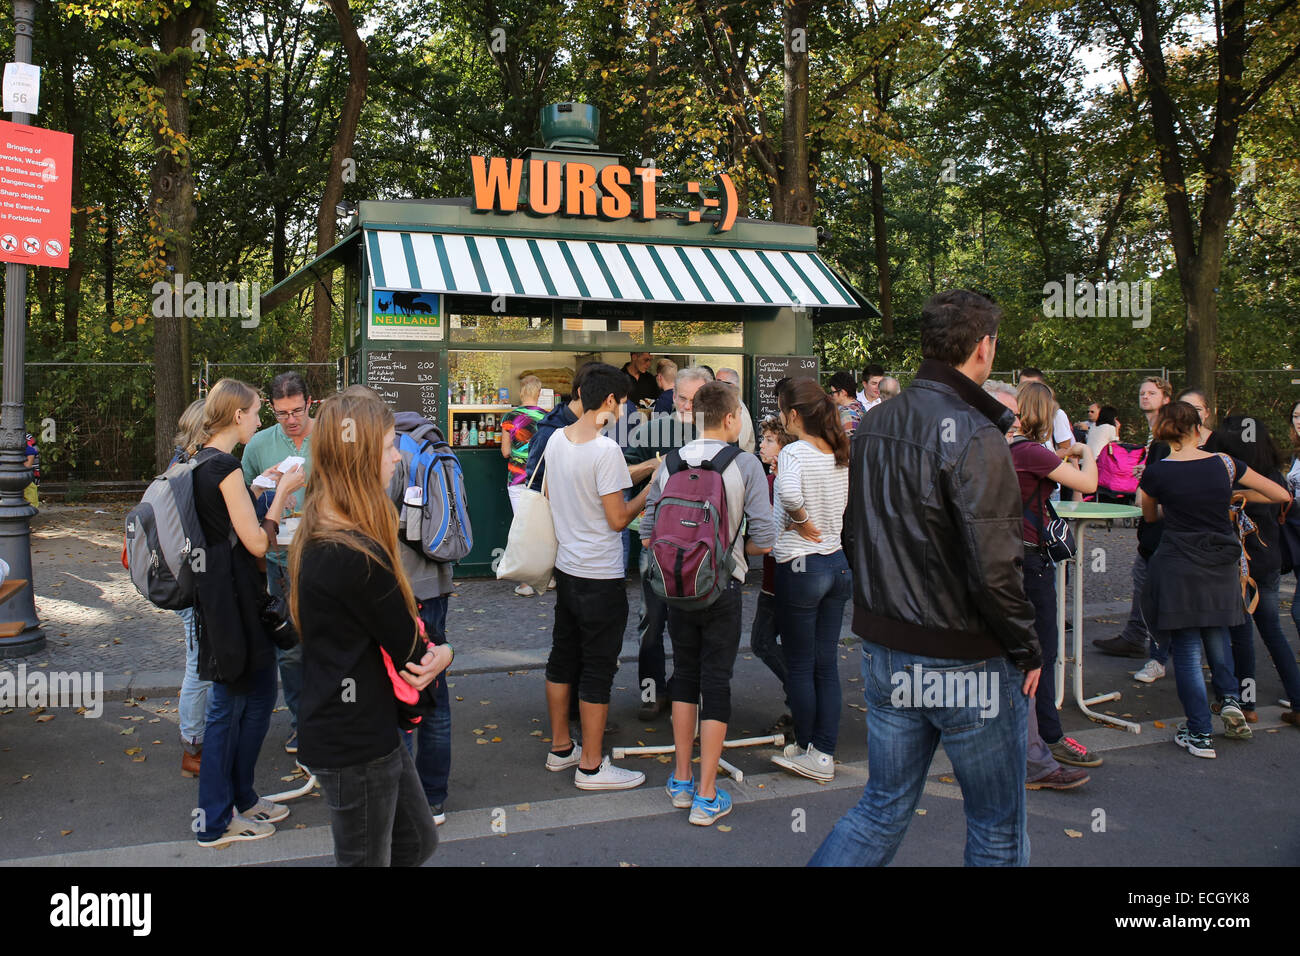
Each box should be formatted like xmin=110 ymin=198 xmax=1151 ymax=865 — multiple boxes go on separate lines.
xmin=1026 ymin=767 xmax=1090 ymax=790
xmin=1281 ymin=711 xmax=1300 ymax=727
xmin=1244 ymin=710 xmax=1258 ymax=724
xmin=181 ymin=749 xmax=202 ymax=778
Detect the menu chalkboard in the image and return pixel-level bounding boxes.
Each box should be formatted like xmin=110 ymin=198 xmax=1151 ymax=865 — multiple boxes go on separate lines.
xmin=364 ymin=349 xmax=440 ymax=421
xmin=754 ymin=355 xmax=819 ymax=420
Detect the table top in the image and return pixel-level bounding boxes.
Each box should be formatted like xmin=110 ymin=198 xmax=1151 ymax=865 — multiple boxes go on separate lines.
xmin=1052 ymin=501 xmax=1142 ymax=521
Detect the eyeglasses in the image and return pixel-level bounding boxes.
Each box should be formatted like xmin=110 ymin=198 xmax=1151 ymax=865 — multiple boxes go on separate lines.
xmin=273 ymin=406 xmax=308 ymax=422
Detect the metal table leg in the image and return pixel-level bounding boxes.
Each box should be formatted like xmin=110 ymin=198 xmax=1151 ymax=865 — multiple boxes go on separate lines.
xmin=1071 ymin=521 xmax=1141 ymax=733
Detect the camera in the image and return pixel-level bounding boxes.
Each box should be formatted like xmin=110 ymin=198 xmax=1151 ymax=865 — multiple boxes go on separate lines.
xmin=260 ymin=593 xmax=299 ymax=649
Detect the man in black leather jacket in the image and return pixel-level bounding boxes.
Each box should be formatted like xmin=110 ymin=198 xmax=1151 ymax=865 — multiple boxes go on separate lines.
xmin=810 ymin=289 xmax=1042 ymax=867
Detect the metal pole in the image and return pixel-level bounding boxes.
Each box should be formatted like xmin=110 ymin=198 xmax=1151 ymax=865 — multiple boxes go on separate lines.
xmin=0 ymin=0 xmax=46 ymax=656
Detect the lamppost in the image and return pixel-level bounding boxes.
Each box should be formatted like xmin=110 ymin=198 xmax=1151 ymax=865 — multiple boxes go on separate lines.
xmin=0 ymin=0 xmax=45 ymax=657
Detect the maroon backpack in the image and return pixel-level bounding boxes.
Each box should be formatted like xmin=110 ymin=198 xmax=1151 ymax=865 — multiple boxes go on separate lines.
xmin=645 ymin=444 xmax=743 ymax=610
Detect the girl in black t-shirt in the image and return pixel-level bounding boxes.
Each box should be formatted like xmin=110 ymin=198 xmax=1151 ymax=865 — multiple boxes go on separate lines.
xmin=1138 ymin=402 xmax=1290 ymax=759
xmin=192 ymin=379 xmax=304 ymax=849
xmin=289 ymin=388 xmax=451 ymax=867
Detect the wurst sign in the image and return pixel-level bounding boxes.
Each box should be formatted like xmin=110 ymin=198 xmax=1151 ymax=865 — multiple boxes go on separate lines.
xmin=470 ymin=155 xmax=737 ymax=232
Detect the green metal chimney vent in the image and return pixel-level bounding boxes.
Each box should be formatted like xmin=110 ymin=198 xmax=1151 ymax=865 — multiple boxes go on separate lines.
xmin=540 ymin=102 xmax=600 ymax=150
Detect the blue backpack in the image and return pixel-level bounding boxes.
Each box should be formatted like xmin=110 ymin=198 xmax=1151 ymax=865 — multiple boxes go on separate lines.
xmin=389 ymin=416 xmax=473 ymax=562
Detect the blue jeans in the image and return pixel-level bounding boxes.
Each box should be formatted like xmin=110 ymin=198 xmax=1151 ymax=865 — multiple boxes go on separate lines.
xmin=1119 ymin=552 xmax=1151 ymax=648
xmin=177 ymin=606 xmax=211 ymax=749
xmin=196 ymin=663 xmax=277 ymax=841
xmin=809 ymin=643 xmax=1029 ymax=867
xmin=315 ymin=742 xmax=438 ymax=867
xmin=268 ymin=561 xmax=303 ymax=732
xmin=400 ymin=596 xmax=452 ymax=807
xmin=749 ymin=590 xmax=788 ymax=706
xmin=1022 ymin=550 xmax=1062 ymax=743
xmin=1165 ymin=627 xmax=1232 ymax=736
xmin=636 ymin=550 xmax=671 ymax=702
xmin=1229 ymin=570 xmax=1300 ymax=711
xmin=775 ymin=551 xmax=851 ymax=755
xmin=1292 ymin=571 xmax=1300 ymax=640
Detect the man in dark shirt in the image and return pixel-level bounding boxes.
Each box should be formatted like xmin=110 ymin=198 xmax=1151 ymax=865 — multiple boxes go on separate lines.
xmin=622 ymin=352 xmax=661 ymax=408
xmin=621 ymin=366 xmax=711 ymax=720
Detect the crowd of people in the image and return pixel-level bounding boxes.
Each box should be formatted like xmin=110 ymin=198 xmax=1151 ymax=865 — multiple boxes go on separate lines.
xmin=163 ymin=296 xmax=1300 ymax=866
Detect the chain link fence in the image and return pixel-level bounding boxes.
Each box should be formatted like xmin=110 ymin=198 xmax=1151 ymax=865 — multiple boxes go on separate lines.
xmin=20 ymin=360 xmax=339 ymax=490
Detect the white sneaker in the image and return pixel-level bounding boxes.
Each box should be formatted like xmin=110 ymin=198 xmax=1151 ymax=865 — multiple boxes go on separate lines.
xmin=237 ymin=797 xmax=289 ymax=824
xmin=1133 ymin=659 xmax=1165 ymax=683
xmin=198 ymin=817 xmax=275 ymax=848
xmin=574 ymin=756 xmax=645 ymax=791
xmin=772 ymin=743 xmax=835 ymax=782
xmin=547 ymin=578 xmax=557 ymax=590
xmin=514 ymin=584 xmax=536 ymax=597
xmin=546 ymin=743 xmax=582 ymax=772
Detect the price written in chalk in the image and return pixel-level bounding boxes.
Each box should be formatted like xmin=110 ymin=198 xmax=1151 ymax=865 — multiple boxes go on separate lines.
xmin=754 ymin=355 xmax=819 ymax=420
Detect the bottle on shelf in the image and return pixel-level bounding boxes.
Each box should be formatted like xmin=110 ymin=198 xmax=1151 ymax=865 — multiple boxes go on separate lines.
xmin=458 ymin=381 xmax=466 ymax=404
xmin=468 ymin=418 xmax=478 ymax=446
xmin=485 ymin=415 xmax=495 ymax=444
xmin=459 ymin=420 xmax=469 ymax=446
xmin=477 ymin=416 xmax=486 ymax=445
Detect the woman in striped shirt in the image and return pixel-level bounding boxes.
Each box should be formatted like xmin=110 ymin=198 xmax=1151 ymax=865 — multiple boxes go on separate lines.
xmin=770 ymin=377 xmax=852 ymax=783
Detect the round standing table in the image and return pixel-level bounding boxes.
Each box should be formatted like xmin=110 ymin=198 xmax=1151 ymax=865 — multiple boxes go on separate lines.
xmin=1050 ymin=501 xmax=1144 ymax=734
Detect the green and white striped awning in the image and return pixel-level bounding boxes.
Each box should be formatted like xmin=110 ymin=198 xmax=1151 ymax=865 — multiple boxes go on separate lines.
xmin=364 ymin=230 xmax=858 ymax=309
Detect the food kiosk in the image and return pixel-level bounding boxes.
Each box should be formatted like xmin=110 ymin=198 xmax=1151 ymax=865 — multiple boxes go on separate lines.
xmin=262 ymin=103 xmax=876 ymax=575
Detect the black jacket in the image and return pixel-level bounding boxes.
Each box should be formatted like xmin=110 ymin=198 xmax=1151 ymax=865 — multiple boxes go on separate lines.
xmin=844 ymin=360 xmax=1042 ymax=671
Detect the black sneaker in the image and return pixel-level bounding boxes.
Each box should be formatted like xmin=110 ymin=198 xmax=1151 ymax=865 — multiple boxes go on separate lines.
xmin=1091 ymin=635 xmax=1147 ymax=659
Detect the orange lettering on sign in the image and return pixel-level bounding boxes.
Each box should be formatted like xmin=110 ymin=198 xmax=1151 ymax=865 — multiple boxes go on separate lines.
xmin=633 ymin=166 xmax=664 ymax=221
xmin=598 ymin=164 xmax=632 ymax=219
xmin=564 ymin=162 xmax=598 ymax=217
xmin=470 ymin=155 xmax=523 ymax=213
xmin=528 ymin=159 xmax=563 ymax=215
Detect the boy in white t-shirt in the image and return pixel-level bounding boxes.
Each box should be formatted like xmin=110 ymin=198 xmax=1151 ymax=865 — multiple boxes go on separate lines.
xmin=542 ymin=364 xmax=659 ymax=791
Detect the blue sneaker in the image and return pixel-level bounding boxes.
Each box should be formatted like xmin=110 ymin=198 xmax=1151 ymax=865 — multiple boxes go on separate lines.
xmin=665 ymin=773 xmax=696 ymax=809
xmin=688 ymin=787 xmax=732 ymax=826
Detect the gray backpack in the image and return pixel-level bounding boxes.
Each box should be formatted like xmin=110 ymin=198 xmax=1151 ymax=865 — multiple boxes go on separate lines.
xmin=124 ymin=447 xmax=219 ymax=610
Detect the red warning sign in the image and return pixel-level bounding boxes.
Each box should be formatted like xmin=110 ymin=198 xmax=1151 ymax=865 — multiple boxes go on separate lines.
xmin=0 ymin=120 xmax=72 ymax=269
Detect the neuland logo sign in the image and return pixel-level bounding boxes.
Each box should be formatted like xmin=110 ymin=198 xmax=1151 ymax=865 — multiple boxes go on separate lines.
xmin=470 ymin=155 xmax=738 ymax=232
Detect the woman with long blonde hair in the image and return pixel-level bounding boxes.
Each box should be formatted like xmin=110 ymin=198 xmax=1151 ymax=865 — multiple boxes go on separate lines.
xmin=191 ymin=378 xmax=304 ymax=848
xmin=289 ymin=388 xmax=451 ymax=866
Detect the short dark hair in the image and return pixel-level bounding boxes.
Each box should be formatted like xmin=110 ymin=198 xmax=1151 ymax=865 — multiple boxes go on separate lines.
xmin=692 ymin=381 xmax=740 ymax=430
xmin=920 ymin=290 xmax=1001 ymax=366
xmin=578 ymin=363 xmax=629 ymax=412
xmin=1097 ymin=405 xmax=1119 ymax=428
xmin=270 ymin=371 xmax=309 ymax=401
xmin=698 ymin=364 xmax=715 ymax=379
xmin=861 ymin=363 xmax=884 ymax=381
xmin=1020 ymin=367 xmax=1045 ymax=381
xmin=1152 ymin=401 xmax=1201 ymax=443
xmin=829 ymin=371 xmax=857 ymax=395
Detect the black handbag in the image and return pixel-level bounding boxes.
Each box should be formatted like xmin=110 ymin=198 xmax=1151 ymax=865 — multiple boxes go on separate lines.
xmin=1024 ymin=495 xmax=1076 ymax=564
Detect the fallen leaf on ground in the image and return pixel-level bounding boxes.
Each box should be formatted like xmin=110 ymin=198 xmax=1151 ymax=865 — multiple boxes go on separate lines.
xmin=472 ymin=728 xmax=484 ymax=735
xmin=295 ymin=824 xmax=307 ymax=829
xmin=21 ymin=773 xmax=31 ymax=780
xmin=61 ymin=829 xmax=72 ymax=836
xmin=148 ymin=718 xmax=160 ymax=723
xmin=35 ymin=715 xmax=54 ymax=723
xmin=656 ymin=755 xmax=672 ymax=763
xmin=456 ymin=696 xmax=464 ymax=701
xmin=120 ymin=727 xmax=134 ymax=735
xmin=618 ymin=862 xmax=638 ymax=867
xmin=475 ymin=738 xmax=489 ymax=745
xmin=485 ymin=724 xmax=498 ymax=729
xmin=280 ymin=775 xmax=297 ymax=782
xmin=27 ymin=707 xmax=45 ymax=716
xmin=717 ymin=825 xmax=732 ymax=832
xmin=915 ymin=809 xmax=927 ymax=816
xmin=939 ymin=775 xmax=955 ymax=784
xmin=479 ymin=700 xmax=491 ymax=705
xmin=530 ymin=730 xmax=543 ymax=736
xmin=1153 ymin=720 xmax=1166 ymax=729
xmin=491 ymin=737 xmax=502 ymax=743
xmin=132 ymin=756 xmax=146 ymax=762
xmin=151 ymin=740 xmax=161 ymax=745
xmin=1065 ymin=829 xmax=1083 ymax=838
xmin=124 ymin=747 xmax=141 ymax=755
xmin=515 ymin=803 xmax=530 ymax=811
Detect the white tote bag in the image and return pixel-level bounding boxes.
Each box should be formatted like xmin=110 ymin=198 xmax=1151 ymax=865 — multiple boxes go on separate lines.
xmin=495 ymin=455 xmax=557 ymax=594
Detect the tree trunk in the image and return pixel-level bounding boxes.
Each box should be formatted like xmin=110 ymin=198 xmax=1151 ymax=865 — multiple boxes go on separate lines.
xmin=779 ymin=0 xmax=813 ymax=225
xmin=868 ymin=158 xmax=892 ymax=336
xmin=151 ymin=4 xmax=208 ymax=470
xmin=309 ymin=0 xmax=368 ymax=399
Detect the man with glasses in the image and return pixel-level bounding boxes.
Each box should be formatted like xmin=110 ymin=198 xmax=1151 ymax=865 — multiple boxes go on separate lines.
xmin=241 ymin=371 xmax=314 ymax=755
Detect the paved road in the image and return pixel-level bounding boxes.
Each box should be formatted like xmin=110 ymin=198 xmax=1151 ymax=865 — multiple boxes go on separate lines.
xmin=3 ymin=503 xmax=1298 ymax=868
